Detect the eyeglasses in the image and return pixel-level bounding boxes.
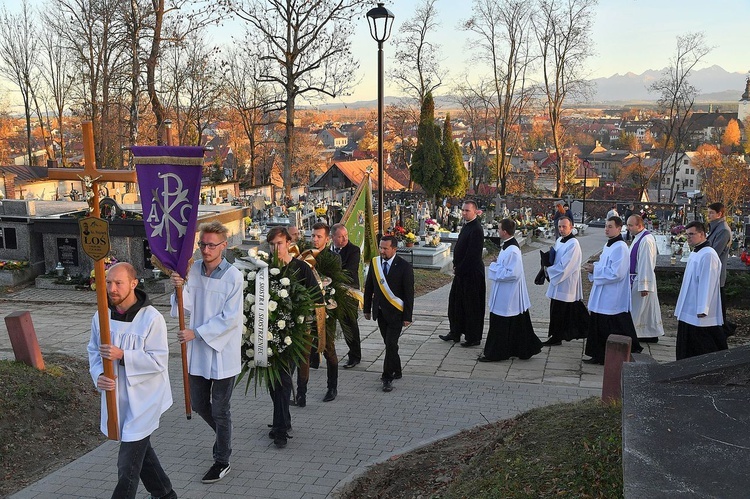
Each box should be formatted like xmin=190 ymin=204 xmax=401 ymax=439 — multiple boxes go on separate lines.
xmin=198 ymin=240 xmax=226 ymax=250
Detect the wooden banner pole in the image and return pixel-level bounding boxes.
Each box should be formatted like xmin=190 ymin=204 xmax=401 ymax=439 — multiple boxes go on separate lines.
xmin=163 ymin=119 xmax=192 ymax=420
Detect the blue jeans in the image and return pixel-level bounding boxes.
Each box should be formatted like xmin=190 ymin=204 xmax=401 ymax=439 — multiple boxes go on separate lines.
xmin=190 ymin=374 xmax=235 ymax=464
xmin=113 ymin=435 xmax=175 ymax=499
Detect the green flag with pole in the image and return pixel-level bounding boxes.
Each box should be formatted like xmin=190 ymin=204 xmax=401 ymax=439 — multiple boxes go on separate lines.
xmin=340 ymin=166 xmax=379 ymax=288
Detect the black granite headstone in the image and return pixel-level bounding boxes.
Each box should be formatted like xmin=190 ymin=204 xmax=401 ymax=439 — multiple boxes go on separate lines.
xmin=622 ymin=347 xmax=750 ymax=497
xmin=56 ymin=237 xmax=79 ymax=266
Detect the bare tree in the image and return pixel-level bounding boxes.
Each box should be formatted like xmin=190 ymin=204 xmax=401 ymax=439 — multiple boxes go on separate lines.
xmin=649 ymin=32 xmax=710 ymax=203
xmin=222 ymin=47 xmax=276 ymax=187
xmin=39 ymin=9 xmax=76 ymax=165
xmin=452 ymin=79 xmax=493 ymax=191
xmin=388 ymin=0 xmax=446 ymax=105
xmin=533 ymin=0 xmax=596 ymax=196
xmin=0 ymin=1 xmax=39 ymax=166
xmin=228 ymin=0 xmax=366 ymax=198
xmin=462 ymin=0 xmax=533 ymax=195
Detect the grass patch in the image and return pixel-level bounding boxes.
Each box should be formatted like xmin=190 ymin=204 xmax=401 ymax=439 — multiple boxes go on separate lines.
xmin=446 ymin=398 xmax=622 ymax=498
xmin=655 ymin=270 xmax=750 ymax=307
xmin=413 ymin=268 xmax=453 ymax=297
xmin=0 ymin=354 xmax=103 ymax=497
xmin=340 ymin=397 xmax=622 ymax=499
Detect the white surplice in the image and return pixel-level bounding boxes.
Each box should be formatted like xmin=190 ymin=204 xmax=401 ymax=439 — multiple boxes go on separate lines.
xmin=587 ymin=238 xmax=631 ymax=315
xmin=488 ymin=242 xmax=530 ymax=317
xmin=630 ymin=230 xmax=664 ymax=337
xmin=675 ymin=244 xmax=723 ymax=327
xmin=546 ymin=236 xmax=583 ymax=303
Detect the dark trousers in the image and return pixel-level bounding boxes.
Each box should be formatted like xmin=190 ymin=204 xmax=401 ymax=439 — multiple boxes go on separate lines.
xmin=720 ymin=286 xmax=728 ymax=324
xmin=269 ymin=369 xmax=293 ymax=432
xmin=297 ymin=337 xmax=338 ymax=396
xmin=113 ymin=435 xmax=175 ymax=499
xmin=190 ymin=374 xmax=235 ymax=464
xmin=377 ymin=314 xmax=402 ymax=381
xmin=339 ymin=313 xmax=362 ymax=362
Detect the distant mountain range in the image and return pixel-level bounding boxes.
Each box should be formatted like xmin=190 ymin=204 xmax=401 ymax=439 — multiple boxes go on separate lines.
xmin=319 ymin=65 xmax=747 ymax=109
xmin=589 ymin=65 xmax=747 ymax=104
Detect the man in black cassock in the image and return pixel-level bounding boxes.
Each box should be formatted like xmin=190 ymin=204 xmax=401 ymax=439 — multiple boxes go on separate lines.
xmin=440 ymin=200 xmax=486 ymax=347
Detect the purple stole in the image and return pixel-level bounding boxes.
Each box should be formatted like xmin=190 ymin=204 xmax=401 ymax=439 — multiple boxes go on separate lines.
xmin=629 ymin=230 xmax=650 ymax=285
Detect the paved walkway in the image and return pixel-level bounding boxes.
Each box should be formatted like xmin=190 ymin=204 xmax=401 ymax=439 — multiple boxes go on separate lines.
xmin=2 ymin=231 xmax=677 ymax=498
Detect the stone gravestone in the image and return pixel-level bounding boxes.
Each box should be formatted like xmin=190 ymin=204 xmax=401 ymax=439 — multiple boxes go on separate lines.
xmin=622 ymin=346 xmax=750 ymax=497
xmin=56 ymin=237 xmax=79 ymax=266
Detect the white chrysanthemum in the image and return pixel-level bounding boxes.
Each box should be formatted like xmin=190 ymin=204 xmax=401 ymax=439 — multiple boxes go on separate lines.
xmin=242 ymin=281 xmax=248 ymax=289
xmin=268 ymin=300 xmax=278 ymax=312
xmin=329 ymin=288 xmax=335 ymax=295
xmin=277 ymin=320 xmax=286 ymax=329
xmin=284 ymin=336 xmax=292 ymax=345
xmin=250 ymin=304 xmax=255 ymax=313
xmin=258 ymin=250 xmax=269 ymax=259
xmin=243 ymin=324 xmax=248 ymax=335
xmin=245 ymin=293 xmax=255 ymax=304
xmin=280 ymin=277 xmax=290 ymax=286
xmin=270 ymin=267 xmax=281 ymax=276
xmin=278 ymin=289 xmax=289 ymax=298
xmin=247 ymin=271 xmax=257 ymax=281
xmin=297 ymin=315 xmax=305 ymax=323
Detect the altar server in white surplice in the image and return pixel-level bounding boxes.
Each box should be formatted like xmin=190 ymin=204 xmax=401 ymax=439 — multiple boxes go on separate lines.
xmin=478 ymin=219 xmax=542 ymax=362
xmin=543 ymin=216 xmax=589 ymax=346
xmin=583 ymin=216 xmax=642 ymax=365
xmin=626 ymin=215 xmax=664 ymax=342
xmin=88 ymin=263 xmax=177 ymax=499
xmin=675 ymin=221 xmax=727 ymax=360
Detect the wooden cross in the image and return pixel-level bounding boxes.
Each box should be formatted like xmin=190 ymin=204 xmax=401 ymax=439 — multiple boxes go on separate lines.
xmin=48 ymin=122 xmax=136 ymax=441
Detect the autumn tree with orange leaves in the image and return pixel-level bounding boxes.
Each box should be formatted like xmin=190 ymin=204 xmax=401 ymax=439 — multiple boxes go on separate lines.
xmin=694 ymin=143 xmax=748 ymax=213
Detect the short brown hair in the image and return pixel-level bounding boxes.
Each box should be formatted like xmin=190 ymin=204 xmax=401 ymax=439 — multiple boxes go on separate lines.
xmin=312 ymin=222 xmax=330 ymax=236
xmin=266 ymin=226 xmax=291 ymax=243
xmin=500 ymin=218 xmax=515 ymax=236
xmin=685 ymin=220 xmax=707 ymax=235
xmin=199 ymin=221 xmax=229 ymax=238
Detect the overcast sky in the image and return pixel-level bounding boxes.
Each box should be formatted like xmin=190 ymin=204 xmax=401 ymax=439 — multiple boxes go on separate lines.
xmin=1 ymin=0 xmax=747 ymax=108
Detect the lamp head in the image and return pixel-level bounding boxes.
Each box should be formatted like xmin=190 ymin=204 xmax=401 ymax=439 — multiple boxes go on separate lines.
xmin=366 ymin=3 xmax=395 ymax=43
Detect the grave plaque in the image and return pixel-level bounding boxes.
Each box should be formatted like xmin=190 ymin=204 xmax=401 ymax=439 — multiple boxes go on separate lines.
xmin=57 ymin=237 xmax=79 ymax=266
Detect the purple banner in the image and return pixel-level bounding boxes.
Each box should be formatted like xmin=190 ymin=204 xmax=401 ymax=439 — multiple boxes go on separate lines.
xmin=133 ymin=146 xmax=204 ymax=278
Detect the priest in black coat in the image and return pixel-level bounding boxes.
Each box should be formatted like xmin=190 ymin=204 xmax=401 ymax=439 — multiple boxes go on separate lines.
xmin=440 ymin=200 xmax=486 ymax=347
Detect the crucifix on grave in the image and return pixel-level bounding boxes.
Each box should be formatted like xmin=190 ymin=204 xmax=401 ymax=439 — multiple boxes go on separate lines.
xmin=48 ymin=122 xmax=137 ymax=441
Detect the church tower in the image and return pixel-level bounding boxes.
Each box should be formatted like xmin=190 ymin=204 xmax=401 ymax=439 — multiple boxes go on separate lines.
xmin=739 ymin=76 xmax=750 ymax=124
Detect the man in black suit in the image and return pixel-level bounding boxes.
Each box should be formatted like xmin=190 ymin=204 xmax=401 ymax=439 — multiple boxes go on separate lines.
xmin=440 ymin=200 xmax=486 ymax=347
xmin=363 ymin=235 xmax=415 ymax=392
xmin=330 ymin=223 xmax=362 ymax=368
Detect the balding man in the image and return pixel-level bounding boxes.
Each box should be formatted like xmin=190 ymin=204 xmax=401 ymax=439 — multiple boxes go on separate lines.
xmin=627 ymin=215 xmax=664 ymax=342
xmin=87 ymin=263 xmax=176 ymax=499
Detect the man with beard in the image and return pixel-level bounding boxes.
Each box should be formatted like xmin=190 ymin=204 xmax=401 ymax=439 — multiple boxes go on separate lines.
xmin=583 ymin=217 xmax=642 ymax=364
xmin=439 ymin=200 xmax=486 ymax=347
xmin=88 ymin=263 xmax=176 ymax=499
xmin=627 ymin=215 xmax=664 ymax=343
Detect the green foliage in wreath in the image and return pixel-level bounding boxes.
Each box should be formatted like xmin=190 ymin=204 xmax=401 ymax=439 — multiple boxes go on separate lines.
xmin=313 ymin=249 xmax=358 ymax=339
xmin=233 ymin=251 xmax=315 ymax=393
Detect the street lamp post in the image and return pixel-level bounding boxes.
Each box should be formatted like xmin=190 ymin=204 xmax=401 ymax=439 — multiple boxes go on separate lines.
xmin=367 ymin=2 xmax=394 ymax=239
xmin=581 ymin=159 xmax=590 ymax=223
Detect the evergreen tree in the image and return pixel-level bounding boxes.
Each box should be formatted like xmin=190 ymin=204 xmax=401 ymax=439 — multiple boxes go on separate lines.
xmin=410 ymin=92 xmax=444 ymax=199
xmin=440 ymin=113 xmax=468 ymax=198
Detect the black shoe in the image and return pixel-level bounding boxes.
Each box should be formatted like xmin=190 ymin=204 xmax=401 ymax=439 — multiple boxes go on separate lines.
xmin=638 ymin=337 xmax=659 ymax=343
xmin=439 ymin=334 xmax=461 ymax=342
xmin=295 ymin=395 xmax=306 ymax=408
xmin=323 ymin=388 xmax=337 ymax=402
xmin=582 ymin=357 xmax=602 ymax=365
xmin=461 ymin=340 xmax=481 ymax=347
xmin=201 ymin=462 xmax=230 ymax=483
xmin=343 ymin=359 xmax=360 ymax=369
xmin=268 ymin=426 xmax=292 ymax=439
xmin=477 ymin=355 xmax=497 ymax=362
xmin=273 ymin=433 xmax=288 ymax=448
xmin=382 ymin=379 xmax=393 ymax=392
xmin=393 ymin=373 xmax=402 ymax=380
xmin=542 ymin=338 xmax=562 ymax=346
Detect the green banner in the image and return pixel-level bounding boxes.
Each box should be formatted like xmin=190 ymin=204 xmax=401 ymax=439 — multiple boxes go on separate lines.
xmin=340 ymin=174 xmax=378 ymax=288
